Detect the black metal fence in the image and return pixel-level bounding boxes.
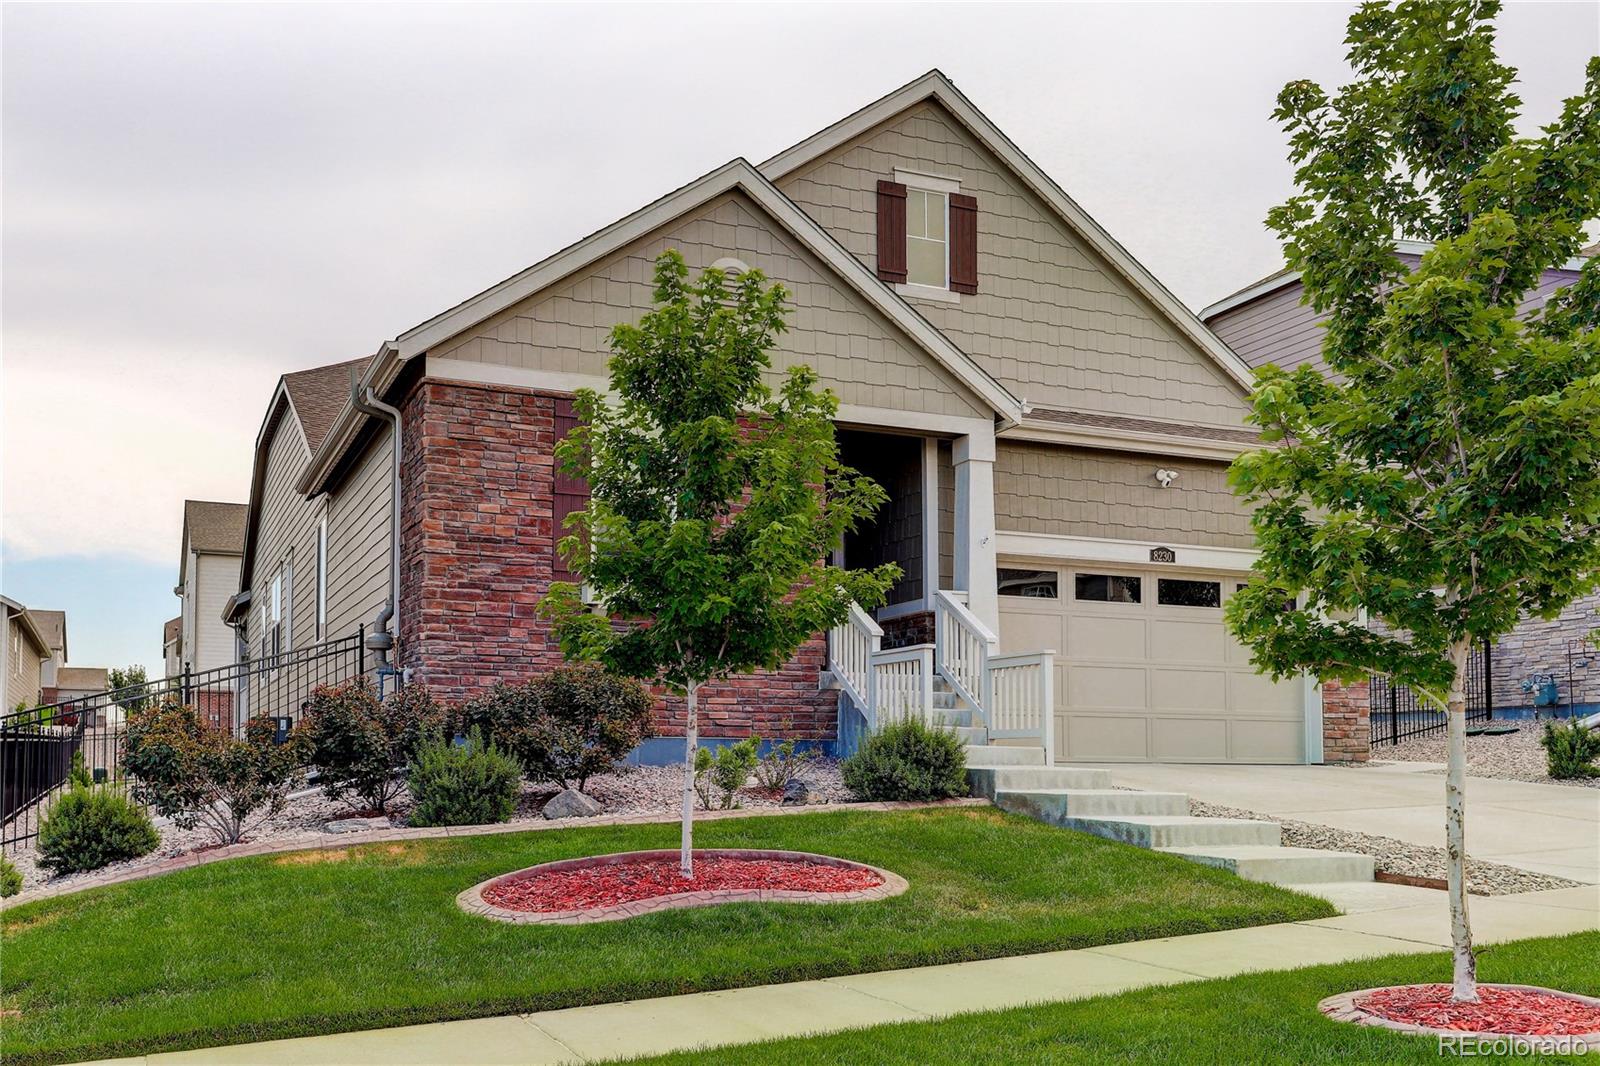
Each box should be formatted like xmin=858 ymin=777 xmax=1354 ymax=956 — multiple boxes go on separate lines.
xmin=1 ymin=629 xmax=368 ymax=853
xmin=1369 ymin=642 xmax=1492 ymax=746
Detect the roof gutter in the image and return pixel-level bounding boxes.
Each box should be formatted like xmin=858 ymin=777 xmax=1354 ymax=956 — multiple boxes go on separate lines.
xmin=349 ymin=367 xmax=404 ymax=665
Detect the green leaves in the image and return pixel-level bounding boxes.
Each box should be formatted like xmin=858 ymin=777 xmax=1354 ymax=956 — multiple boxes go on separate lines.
xmin=1235 ymin=2 xmax=1600 ymax=694
xmin=541 ymin=250 xmax=898 ymax=691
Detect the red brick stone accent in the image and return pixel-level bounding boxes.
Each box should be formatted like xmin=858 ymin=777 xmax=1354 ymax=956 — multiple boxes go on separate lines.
xmin=1319 ymin=677 xmax=1370 ymax=763
xmin=398 ymin=377 xmax=839 ymax=740
xmin=880 ymin=611 xmax=934 ymax=649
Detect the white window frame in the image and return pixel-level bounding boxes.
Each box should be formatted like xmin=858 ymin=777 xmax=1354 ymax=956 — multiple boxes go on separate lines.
xmin=893 ymin=169 xmax=963 ymax=304
xmin=315 ymin=515 xmax=328 ymax=638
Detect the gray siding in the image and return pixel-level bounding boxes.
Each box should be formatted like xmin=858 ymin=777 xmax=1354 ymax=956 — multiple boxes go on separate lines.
xmin=434 ymin=191 xmax=990 ymax=419
xmin=326 ymin=429 xmax=393 ymax=640
xmin=994 ymin=442 xmax=1254 ymax=549
xmin=776 ymin=101 xmax=1253 ymax=430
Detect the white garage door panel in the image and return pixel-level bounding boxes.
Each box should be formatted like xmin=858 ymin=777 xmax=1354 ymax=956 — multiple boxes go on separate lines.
xmin=998 ymin=563 xmax=1306 ymax=764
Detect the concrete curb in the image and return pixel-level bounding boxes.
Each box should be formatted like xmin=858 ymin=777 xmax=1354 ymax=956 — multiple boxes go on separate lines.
xmin=0 ymin=798 xmax=986 ymax=911
xmin=457 ymin=848 xmax=909 ymax=924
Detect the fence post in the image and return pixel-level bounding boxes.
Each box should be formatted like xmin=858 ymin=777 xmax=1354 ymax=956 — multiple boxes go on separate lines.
xmin=1483 ymin=640 xmax=1493 ymax=721
xmin=358 ymin=623 xmax=367 ymax=675
xmin=1388 ymin=681 xmax=1398 ymax=747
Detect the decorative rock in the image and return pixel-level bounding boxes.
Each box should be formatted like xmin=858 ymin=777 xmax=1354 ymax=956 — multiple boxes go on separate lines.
xmin=324 ymin=816 xmax=391 ymax=834
xmin=781 ymin=779 xmax=814 ymax=806
xmin=543 ymin=788 xmax=603 ymax=820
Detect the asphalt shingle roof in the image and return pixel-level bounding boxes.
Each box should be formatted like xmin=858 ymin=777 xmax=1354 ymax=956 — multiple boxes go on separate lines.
xmin=282 ymin=356 xmax=370 ymax=453
xmin=184 ymin=500 xmax=248 ymax=555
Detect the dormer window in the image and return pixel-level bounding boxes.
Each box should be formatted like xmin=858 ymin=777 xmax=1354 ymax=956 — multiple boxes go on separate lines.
xmin=876 ymin=170 xmax=978 ymax=301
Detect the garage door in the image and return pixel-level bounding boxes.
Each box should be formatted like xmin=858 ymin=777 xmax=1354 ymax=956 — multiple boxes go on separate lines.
xmin=996 ymin=564 xmax=1305 ymax=763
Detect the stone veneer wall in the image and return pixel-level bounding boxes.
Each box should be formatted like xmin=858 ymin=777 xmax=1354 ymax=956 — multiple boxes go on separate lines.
xmin=397 ymin=378 xmax=839 ymax=742
xmin=1487 ymin=593 xmax=1600 ymax=713
xmin=879 ymin=611 xmax=935 ymax=650
xmin=1319 ymin=678 xmax=1370 ymax=763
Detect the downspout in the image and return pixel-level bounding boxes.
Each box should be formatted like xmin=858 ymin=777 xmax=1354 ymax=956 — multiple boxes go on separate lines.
xmin=351 ymin=370 xmax=404 ymax=675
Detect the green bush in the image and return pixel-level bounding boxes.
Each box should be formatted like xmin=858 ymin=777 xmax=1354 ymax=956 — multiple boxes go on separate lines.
xmin=68 ymin=751 xmax=93 ymax=790
xmin=842 ymin=717 xmax=969 ymax=802
xmin=299 ymin=681 xmax=450 ymax=814
xmin=407 ymin=730 xmax=521 ymax=828
xmin=751 ymin=734 xmax=816 ymax=792
xmin=36 ymin=785 xmax=159 ymax=875
xmin=124 ymin=700 xmax=309 ymax=846
xmin=1541 ymin=717 xmax=1600 ymax=780
xmin=462 ymin=664 xmax=654 ymax=790
xmin=0 ymin=853 xmax=21 ymax=897
xmin=693 ymin=737 xmax=759 ymax=810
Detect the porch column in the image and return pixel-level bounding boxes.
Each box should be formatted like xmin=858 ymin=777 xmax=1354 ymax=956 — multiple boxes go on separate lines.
xmin=953 ymin=429 xmax=998 ymax=631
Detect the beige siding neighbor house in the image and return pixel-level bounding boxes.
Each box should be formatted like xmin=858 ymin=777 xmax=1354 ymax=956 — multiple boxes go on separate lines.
xmin=174 ymin=501 xmax=247 ymax=675
xmin=231 ymin=71 xmax=1344 ymax=765
xmin=2 ymin=598 xmax=52 ymax=711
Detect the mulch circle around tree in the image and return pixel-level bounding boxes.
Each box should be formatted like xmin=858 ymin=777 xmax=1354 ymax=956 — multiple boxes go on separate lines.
xmin=457 ymin=848 xmax=909 ymax=924
xmin=1320 ymin=984 xmax=1600 ymax=1048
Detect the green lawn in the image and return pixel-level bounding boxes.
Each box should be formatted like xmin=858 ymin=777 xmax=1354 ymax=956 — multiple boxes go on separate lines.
xmin=620 ymin=931 xmax=1600 ymax=1065
xmin=0 ymin=806 xmax=1333 ymax=1065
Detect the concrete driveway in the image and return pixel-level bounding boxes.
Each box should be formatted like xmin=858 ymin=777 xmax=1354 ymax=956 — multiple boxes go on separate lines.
xmin=1086 ymin=761 xmax=1599 ymax=884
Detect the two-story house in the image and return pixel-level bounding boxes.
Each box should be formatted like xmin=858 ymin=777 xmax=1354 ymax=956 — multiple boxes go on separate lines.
xmin=174 ymin=500 xmax=247 ymax=726
xmin=231 ymin=71 xmax=1357 ymax=765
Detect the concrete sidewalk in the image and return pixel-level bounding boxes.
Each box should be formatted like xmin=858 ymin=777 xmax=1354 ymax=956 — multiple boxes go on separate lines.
xmin=80 ymin=882 xmax=1598 ymax=1066
xmin=1089 ymin=761 xmax=1600 ymax=883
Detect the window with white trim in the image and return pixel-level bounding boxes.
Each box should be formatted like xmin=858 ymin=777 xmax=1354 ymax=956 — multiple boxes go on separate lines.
xmin=905 ymin=187 xmax=948 ymax=288
xmin=315 ymin=516 xmax=328 ymax=637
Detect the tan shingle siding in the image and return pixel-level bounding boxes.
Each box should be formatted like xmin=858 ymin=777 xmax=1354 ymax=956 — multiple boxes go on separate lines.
xmin=433 ymin=192 xmax=990 ymax=419
xmin=994 ymin=442 xmax=1255 ymax=548
xmin=777 ymin=102 xmax=1252 ymax=429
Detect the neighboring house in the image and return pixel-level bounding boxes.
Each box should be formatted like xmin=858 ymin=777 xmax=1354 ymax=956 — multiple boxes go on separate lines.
xmin=175 ymin=500 xmax=247 ymax=727
xmin=53 ymin=667 xmax=109 ymax=703
xmin=175 ymin=500 xmax=247 ymax=674
xmin=233 ymin=70 xmax=1354 ymax=765
xmin=163 ymin=616 xmax=182 ymax=679
xmin=1203 ymin=240 xmax=1600 ymax=720
xmin=26 ymin=609 xmax=67 ymax=702
xmin=1 ymin=597 xmax=53 ymax=711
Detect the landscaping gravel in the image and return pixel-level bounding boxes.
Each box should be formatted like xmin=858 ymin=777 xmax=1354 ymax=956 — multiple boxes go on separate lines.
xmin=4 ymin=760 xmax=854 ymax=897
xmin=1188 ymin=798 xmax=1582 ymax=895
xmin=1380 ymin=724 xmax=1599 ymax=789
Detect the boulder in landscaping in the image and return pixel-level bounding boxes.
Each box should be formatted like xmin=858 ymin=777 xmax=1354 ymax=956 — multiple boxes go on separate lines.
xmin=324 ymin=816 xmax=391 ymax=834
xmin=781 ymin=779 xmax=814 ymax=806
xmin=543 ymin=788 xmax=603 ymax=820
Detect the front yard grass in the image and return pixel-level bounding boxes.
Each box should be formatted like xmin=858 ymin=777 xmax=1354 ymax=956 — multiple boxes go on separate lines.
xmin=619 ymin=931 xmax=1600 ymax=1065
xmin=0 ymin=806 xmax=1333 ymax=1065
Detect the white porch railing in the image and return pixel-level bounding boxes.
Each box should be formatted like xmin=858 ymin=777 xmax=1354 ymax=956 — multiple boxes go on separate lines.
xmin=934 ymin=589 xmax=997 ymax=722
xmin=827 ymin=601 xmax=882 ymax=720
xmin=987 ymin=651 xmax=1055 ymax=765
xmin=871 ymin=644 xmax=935 ymax=725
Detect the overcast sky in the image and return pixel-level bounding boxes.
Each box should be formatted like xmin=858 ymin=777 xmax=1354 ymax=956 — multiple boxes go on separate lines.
xmin=3 ymin=1 xmax=1596 ymax=671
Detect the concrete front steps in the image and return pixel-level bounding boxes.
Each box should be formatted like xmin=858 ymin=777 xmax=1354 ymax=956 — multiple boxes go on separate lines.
xmin=961 ymin=732 xmax=1373 ymax=887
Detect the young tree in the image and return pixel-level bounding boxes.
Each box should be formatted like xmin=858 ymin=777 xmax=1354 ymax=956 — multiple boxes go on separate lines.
xmin=1228 ymin=2 xmax=1600 ymax=1003
xmin=541 ymin=250 xmax=898 ymax=877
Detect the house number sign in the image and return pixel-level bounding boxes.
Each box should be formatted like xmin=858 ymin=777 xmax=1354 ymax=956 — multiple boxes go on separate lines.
xmin=1149 ymin=546 xmax=1176 ymax=563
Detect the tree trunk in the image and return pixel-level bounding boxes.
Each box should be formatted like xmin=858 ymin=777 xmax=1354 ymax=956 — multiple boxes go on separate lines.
xmin=680 ymin=682 xmax=699 ymax=879
xmin=1444 ymin=638 xmax=1478 ymax=1003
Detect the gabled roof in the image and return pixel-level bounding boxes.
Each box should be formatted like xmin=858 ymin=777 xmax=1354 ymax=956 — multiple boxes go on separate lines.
xmin=386 ymin=157 xmax=1023 ymax=421
xmin=56 ymin=666 xmax=107 ymax=691
xmin=25 ymin=609 xmax=65 ymax=657
xmin=1 ymin=596 xmax=52 ymax=660
xmin=283 ymin=357 xmax=371 ymax=453
xmin=760 ymin=69 xmax=1257 ymax=395
xmin=163 ymin=616 xmax=181 ymax=644
xmin=183 ymin=500 xmax=247 ymax=556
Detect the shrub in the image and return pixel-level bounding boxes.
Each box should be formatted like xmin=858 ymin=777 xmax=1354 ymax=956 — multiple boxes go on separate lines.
xmin=1541 ymin=718 xmax=1600 ymax=780
xmin=462 ymin=664 xmax=653 ymax=790
xmin=36 ymin=785 xmax=159 ymax=874
xmin=693 ymin=737 xmax=759 ymax=810
xmin=751 ymin=735 xmax=815 ymax=792
xmin=0 ymin=853 xmax=23 ymax=897
xmin=299 ymin=681 xmax=449 ymax=814
xmin=124 ymin=700 xmax=309 ymax=846
xmin=68 ymin=750 xmax=92 ymax=790
xmin=406 ymin=730 xmax=520 ymax=828
xmin=841 ymin=717 xmax=968 ymax=802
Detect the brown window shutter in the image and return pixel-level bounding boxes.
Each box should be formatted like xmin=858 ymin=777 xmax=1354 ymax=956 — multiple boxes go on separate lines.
xmin=551 ymin=396 xmax=589 ymax=582
xmin=949 ymin=193 xmax=978 ymax=294
xmin=876 ymin=180 xmax=908 ymax=283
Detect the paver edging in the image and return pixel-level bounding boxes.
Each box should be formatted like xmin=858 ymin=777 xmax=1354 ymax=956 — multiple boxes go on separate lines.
xmin=1318 ymin=984 xmax=1600 ymax=1051
xmin=457 ymin=848 xmax=910 ymax=924
xmin=0 ymin=797 xmax=984 ymax=910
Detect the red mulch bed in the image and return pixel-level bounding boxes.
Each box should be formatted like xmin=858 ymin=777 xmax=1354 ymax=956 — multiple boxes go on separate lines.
xmin=482 ymin=855 xmax=884 ymax=913
xmin=1355 ymin=985 xmax=1600 ymax=1036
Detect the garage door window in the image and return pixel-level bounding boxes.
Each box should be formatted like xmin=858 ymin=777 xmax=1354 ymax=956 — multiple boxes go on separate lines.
xmin=998 ymin=568 xmax=1058 ymax=598
xmin=1075 ymin=573 xmax=1141 ymax=603
xmin=1157 ymin=578 xmax=1221 ymax=608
